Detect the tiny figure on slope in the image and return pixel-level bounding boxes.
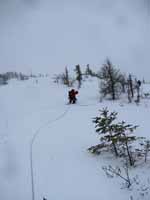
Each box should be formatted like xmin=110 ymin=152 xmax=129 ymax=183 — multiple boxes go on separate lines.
xmin=68 ymin=89 xmax=78 ymax=104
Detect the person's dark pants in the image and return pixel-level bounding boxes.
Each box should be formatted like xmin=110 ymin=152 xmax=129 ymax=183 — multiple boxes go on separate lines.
xmin=69 ymin=97 xmax=76 ymax=104
xmin=72 ymin=97 xmax=76 ymax=104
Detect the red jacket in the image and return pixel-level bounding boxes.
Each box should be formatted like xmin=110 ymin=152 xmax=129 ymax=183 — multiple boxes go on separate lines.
xmin=69 ymin=89 xmax=78 ymax=99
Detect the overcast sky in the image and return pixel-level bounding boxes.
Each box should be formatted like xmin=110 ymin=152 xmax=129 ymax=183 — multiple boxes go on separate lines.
xmin=0 ymin=0 xmax=149 ymax=78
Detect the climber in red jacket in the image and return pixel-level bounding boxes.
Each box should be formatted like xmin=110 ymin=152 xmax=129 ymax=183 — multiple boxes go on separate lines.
xmin=68 ymin=89 xmax=78 ymax=104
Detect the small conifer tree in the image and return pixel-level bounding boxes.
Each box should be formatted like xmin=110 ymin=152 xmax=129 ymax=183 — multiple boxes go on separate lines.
xmin=92 ymin=108 xmax=120 ymax=157
xmin=63 ymin=67 xmax=70 ymax=86
xmin=112 ymin=121 xmax=138 ymax=166
xmin=85 ymin=64 xmax=91 ymax=77
xmin=89 ymin=108 xmax=138 ymax=166
xmin=119 ymin=73 xmax=127 ymax=93
xmin=99 ymin=59 xmax=123 ymax=100
xmin=85 ymin=64 xmax=96 ymax=77
xmin=74 ymin=64 xmax=82 ymax=89
xmin=140 ymin=140 xmax=150 ymax=163
xmin=128 ymin=74 xmax=134 ymax=99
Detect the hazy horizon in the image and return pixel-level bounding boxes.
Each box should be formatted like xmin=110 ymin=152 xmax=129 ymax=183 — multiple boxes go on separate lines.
xmin=0 ymin=0 xmax=150 ymax=79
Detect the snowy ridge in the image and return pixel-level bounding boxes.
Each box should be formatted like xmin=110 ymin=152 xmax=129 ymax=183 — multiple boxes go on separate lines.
xmin=0 ymin=77 xmax=150 ymax=200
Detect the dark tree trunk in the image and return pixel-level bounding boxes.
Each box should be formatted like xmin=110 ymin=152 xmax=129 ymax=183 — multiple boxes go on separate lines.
xmin=125 ymin=141 xmax=134 ymax=166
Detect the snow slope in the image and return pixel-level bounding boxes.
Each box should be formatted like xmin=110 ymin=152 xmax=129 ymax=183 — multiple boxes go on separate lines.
xmin=0 ymin=77 xmax=150 ymax=200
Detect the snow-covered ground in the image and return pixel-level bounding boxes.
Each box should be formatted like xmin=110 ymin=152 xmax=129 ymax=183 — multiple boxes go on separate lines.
xmin=0 ymin=77 xmax=150 ymax=200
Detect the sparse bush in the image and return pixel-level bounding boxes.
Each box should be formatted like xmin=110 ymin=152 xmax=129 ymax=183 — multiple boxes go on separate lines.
xmin=102 ymin=161 xmax=132 ymax=188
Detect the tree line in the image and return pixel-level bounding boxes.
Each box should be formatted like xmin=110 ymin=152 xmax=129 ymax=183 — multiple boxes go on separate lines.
xmin=53 ymin=59 xmax=143 ymax=104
